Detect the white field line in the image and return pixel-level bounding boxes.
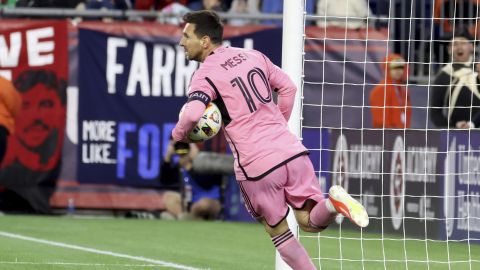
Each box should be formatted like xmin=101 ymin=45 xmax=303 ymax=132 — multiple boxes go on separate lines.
xmin=0 ymin=261 xmax=166 ymax=267
xmin=0 ymin=231 xmax=206 ymax=270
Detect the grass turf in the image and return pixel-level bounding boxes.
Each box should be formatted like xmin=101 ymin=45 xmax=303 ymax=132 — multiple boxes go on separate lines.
xmin=0 ymin=215 xmax=478 ymax=270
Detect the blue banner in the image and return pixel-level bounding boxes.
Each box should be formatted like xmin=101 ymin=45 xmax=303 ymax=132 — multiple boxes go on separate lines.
xmin=78 ymin=28 xmax=192 ymax=186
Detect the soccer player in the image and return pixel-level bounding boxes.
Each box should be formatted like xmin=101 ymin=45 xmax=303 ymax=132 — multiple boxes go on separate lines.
xmin=171 ymin=10 xmax=369 ymax=269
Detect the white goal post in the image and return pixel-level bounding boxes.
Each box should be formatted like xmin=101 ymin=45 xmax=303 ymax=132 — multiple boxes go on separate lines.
xmin=276 ymin=0 xmax=305 ymax=269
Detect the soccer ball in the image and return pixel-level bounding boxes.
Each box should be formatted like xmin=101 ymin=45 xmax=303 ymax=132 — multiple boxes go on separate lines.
xmin=179 ymin=103 xmax=222 ymax=141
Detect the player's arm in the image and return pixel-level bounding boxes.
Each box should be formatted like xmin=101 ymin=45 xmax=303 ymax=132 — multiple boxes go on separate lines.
xmin=262 ymin=54 xmax=297 ymax=121
xmin=172 ymin=99 xmax=206 ymax=142
xmin=172 ymin=85 xmax=214 ymax=142
xmin=172 ymin=70 xmax=217 ymax=142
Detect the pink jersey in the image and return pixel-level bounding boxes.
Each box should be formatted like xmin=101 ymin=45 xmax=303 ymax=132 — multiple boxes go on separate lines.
xmin=172 ymin=46 xmax=307 ymax=181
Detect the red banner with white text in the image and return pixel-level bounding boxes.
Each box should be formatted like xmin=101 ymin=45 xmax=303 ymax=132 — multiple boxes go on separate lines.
xmin=0 ymin=21 xmax=68 ymax=214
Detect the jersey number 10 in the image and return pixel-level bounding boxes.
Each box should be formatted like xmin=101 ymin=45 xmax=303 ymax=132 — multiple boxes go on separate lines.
xmin=230 ymin=68 xmax=272 ymax=113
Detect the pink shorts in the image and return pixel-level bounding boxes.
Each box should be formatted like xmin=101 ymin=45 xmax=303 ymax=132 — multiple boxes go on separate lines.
xmin=238 ymin=155 xmax=325 ymax=227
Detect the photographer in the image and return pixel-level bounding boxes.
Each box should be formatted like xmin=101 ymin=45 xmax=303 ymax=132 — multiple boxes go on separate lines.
xmin=159 ymin=139 xmax=222 ymax=220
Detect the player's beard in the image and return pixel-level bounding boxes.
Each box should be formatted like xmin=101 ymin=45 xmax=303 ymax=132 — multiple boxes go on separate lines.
xmin=185 ymin=47 xmax=202 ymax=62
xmin=186 ymin=53 xmax=200 ymax=62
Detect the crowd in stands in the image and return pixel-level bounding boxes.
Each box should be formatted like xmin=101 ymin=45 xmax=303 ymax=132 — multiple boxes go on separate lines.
xmin=0 ymin=0 xmax=375 ymax=27
xmin=369 ymin=24 xmax=480 ymax=130
xmin=1 ymin=0 xmax=478 ymax=32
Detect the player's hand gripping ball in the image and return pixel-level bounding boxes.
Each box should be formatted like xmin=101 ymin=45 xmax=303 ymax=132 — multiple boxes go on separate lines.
xmin=179 ymin=103 xmax=222 ymax=141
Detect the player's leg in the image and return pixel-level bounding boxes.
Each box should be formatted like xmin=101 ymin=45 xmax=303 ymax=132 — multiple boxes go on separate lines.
xmin=284 ymin=155 xmax=337 ymax=231
xmin=238 ymin=167 xmax=316 ymax=270
xmin=260 ymin=217 xmax=316 ymax=270
xmin=286 ymin=155 xmax=369 ymax=229
xmin=294 ymin=199 xmax=336 ymax=233
xmin=297 ymin=185 xmax=369 ymax=229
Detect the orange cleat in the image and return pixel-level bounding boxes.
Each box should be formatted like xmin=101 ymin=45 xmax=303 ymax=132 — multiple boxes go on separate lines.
xmin=329 ymin=185 xmax=369 ymax=228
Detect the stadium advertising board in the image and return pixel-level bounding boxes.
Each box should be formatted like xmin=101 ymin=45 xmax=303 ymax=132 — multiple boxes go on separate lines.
xmin=439 ymin=131 xmax=480 ymax=243
xmin=0 ymin=21 xmax=68 ymax=213
xmin=329 ymin=129 xmax=441 ymax=237
xmin=77 ymin=28 xmax=192 ymax=187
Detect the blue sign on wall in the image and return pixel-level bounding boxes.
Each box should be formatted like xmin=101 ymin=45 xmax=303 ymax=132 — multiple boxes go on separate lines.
xmin=77 ymin=29 xmax=191 ymax=186
xmin=439 ymin=131 xmax=480 ymax=243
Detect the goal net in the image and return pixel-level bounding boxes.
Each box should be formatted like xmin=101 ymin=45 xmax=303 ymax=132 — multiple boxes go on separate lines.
xmin=296 ymin=0 xmax=480 ymax=269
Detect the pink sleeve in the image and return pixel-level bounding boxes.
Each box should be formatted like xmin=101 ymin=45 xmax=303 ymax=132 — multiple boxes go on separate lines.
xmin=171 ymin=100 xmax=206 ymax=142
xmin=276 ymin=83 xmax=296 ymax=122
xmin=172 ymin=72 xmax=216 ymax=142
xmin=263 ymin=54 xmax=297 ymax=121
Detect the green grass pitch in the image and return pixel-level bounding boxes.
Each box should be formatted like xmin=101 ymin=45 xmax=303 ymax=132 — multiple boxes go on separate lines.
xmin=0 ymin=215 xmax=478 ymax=269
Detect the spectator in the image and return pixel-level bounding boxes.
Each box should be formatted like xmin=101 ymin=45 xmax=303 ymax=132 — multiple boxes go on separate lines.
xmin=430 ymin=27 xmax=480 ymax=128
xmin=158 ymin=2 xmax=191 ymax=25
xmin=260 ymin=0 xmax=315 ymax=25
xmin=85 ymin=0 xmax=133 ymax=10
xmin=471 ymin=58 xmax=480 ymax=126
xmin=81 ymin=0 xmax=130 ymax=22
xmin=370 ymin=54 xmax=412 ymax=129
xmin=227 ymin=0 xmax=259 ymax=26
xmin=134 ymin=0 xmax=188 ymax=11
xmin=316 ymin=0 xmax=372 ymax=29
xmin=15 ymin=0 xmax=86 ymax=8
xmin=159 ymin=139 xmax=222 ymax=220
xmin=0 ymin=76 xmax=21 ymax=166
xmin=202 ymin=0 xmax=226 ymax=12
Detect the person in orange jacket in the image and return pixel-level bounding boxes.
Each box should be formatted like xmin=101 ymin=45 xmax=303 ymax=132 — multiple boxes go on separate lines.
xmin=0 ymin=76 xmax=21 ymax=165
xmin=370 ymin=54 xmax=412 ymax=128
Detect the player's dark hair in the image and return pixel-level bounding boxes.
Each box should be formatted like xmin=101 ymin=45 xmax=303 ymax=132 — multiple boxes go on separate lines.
xmin=182 ymin=10 xmax=223 ymax=44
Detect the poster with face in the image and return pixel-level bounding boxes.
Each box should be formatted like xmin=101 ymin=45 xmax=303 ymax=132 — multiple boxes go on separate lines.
xmin=0 ymin=21 xmax=68 ymax=213
xmin=4 ymin=70 xmax=67 ymax=172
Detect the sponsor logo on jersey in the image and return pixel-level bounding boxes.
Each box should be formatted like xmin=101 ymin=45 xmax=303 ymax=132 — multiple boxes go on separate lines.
xmin=188 ymin=91 xmax=211 ymax=105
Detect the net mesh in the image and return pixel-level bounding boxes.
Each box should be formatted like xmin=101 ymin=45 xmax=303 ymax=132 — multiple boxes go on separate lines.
xmin=298 ymin=0 xmax=480 ymax=269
